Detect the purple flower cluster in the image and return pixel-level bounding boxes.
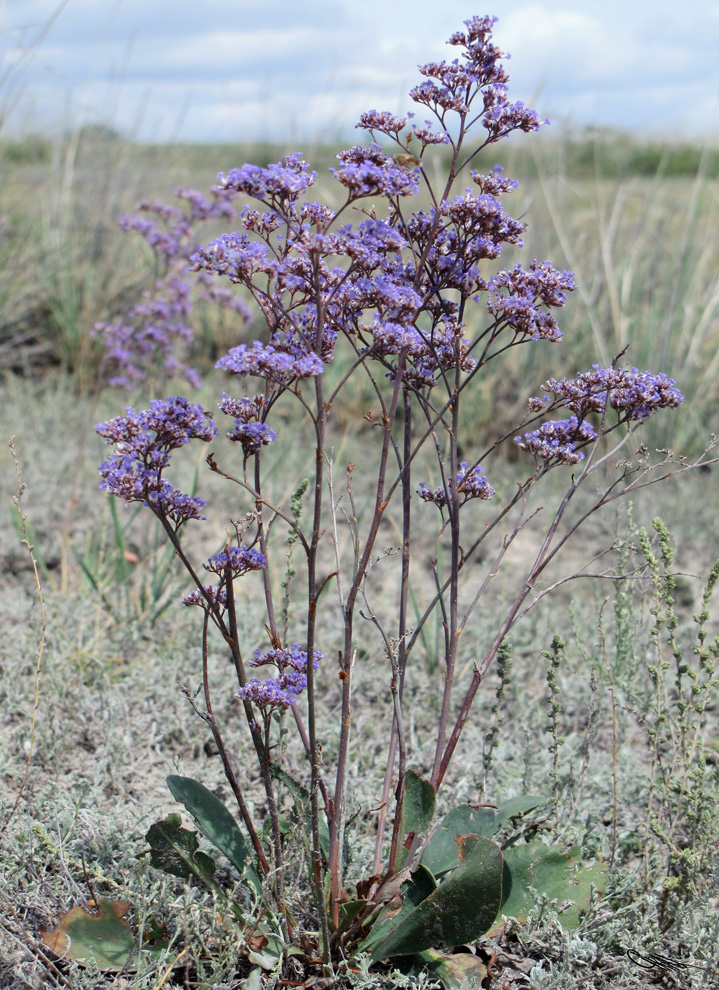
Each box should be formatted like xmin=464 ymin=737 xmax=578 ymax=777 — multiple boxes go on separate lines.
xmin=203 ymin=545 xmax=266 ymax=576
xmin=488 ymin=261 xmax=576 ymax=341
xmin=356 ymin=109 xmax=451 ymax=152
xmin=409 ymin=15 xmax=547 ymax=142
xmin=182 ymin=585 xmax=229 ymax=610
xmin=419 ymin=462 xmax=495 ymax=507
xmin=169 ymin=19 xmax=563 ymax=400
xmin=192 ymin=218 xmax=414 ymax=380
xmin=370 ymin=319 xmax=476 ymax=388
xmin=218 ymin=392 xmax=277 ymax=455
xmin=216 ymin=341 xmax=324 ymax=382
xmin=332 ymin=144 xmax=420 ymax=199
xmin=216 ymin=153 xmax=317 ymax=203
xmin=335 ymin=220 xmax=407 ymax=267
xmin=514 ymin=417 xmax=598 ymax=464
xmin=180 ymin=547 xmax=264 ymax=613
xmin=515 ymin=367 xmax=684 ymax=465
xmin=394 ymin=183 xmax=527 ymax=311
xmin=235 ymin=644 xmax=322 ymax=710
xmin=540 ymin=366 xmax=685 ymax=421
xmin=357 ymin=110 xmax=409 ymax=140
xmin=96 ymin=398 xmax=217 ymax=523
xmin=226 ymin=421 xmax=277 ymax=455
xmin=101 ymin=16 xmax=565 ymax=400
xmin=471 ymin=166 xmax=519 ymax=197
xmin=96 ymin=186 xmax=251 ymax=388
xmin=191 ymin=234 xmax=278 ymax=283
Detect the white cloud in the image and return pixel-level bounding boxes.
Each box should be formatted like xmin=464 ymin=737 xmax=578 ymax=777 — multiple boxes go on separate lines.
xmin=491 ymin=3 xmax=719 ymax=134
xmin=1 ymin=0 xmax=718 ymax=141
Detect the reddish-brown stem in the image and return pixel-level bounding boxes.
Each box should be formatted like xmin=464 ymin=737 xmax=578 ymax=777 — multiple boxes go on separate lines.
xmin=329 ymin=352 xmax=408 ymax=911
xmin=305 ymin=261 xmax=332 ymax=964
xmin=199 ymin=610 xmax=270 ymax=874
xmin=430 ymin=361 xmax=462 ymax=787
xmin=386 ymin=391 xmax=412 ymax=875
xmin=386 ymin=653 xmax=406 ymax=876
xmin=225 ymin=567 xmax=285 ymax=910
xmin=254 ymin=456 xmax=278 ymax=639
xmin=431 ymin=427 xmax=648 ymax=792
xmin=372 ymin=725 xmax=399 ymax=877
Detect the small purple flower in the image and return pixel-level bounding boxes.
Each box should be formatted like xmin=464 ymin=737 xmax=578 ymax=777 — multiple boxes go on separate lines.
xmin=515 ymin=417 xmax=598 ymax=464
xmin=490 ymin=260 xmax=575 ymax=309
xmin=203 ymin=545 xmax=266 ymax=575
xmin=449 ymin=14 xmax=500 ymax=47
xmin=97 ymin=453 xmax=152 ymax=498
xmin=226 ymin=421 xmax=278 ymax=455
xmin=350 ymin=275 xmax=422 ymax=324
xmin=218 ymin=393 xmax=277 ymax=454
xmin=216 ymin=153 xmax=317 ymax=202
xmin=412 ymin=120 xmax=452 ymax=148
xmin=182 ymin=585 xmax=229 ymax=609
xmin=357 ymin=110 xmax=409 ymax=137
xmin=141 ymin=396 xmax=218 ymax=444
xmin=410 ymin=78 xmax=468 ymax=115
xmin=97 ymin=455 xmax=209 ymax=522
xmin=332 ymin=145 xmax=420 ymax=199
xmin=300 ymin=201 xmax=336 ymax=227
xmin=540 ymin=366 xmax=684 ymax=420
xmin=372 ymin=318 xmax=476 ymax=388
xmin=406 ymin=15 xmax=547 ymax=146
xmin=191 ymin=234 xmax=280 ymax=283
xmin=250 ymin=644 xmax=322 ymax=673
xmin=471 ymin=165 xmax=519 ymax=197
xmin=147 ymin=484 xmax=209 ymax=524
xmin=403 ymin=193 xmax=525 ymax=301
xmin=218 ymin=392 xmax=265 ymax=420
xmin=96 ymin=399 xmax=217 ymax=523
xmin=336 ymin=219 xmax=407 ymax=267
xmin=235 ymin=643 xmax=322 ymax=710
xmin=459 ymin=463 xmax=497 ymax=500
xmin=419 ymin=462 xmax=495 ymax=507
xmin=96 ymin=397 xmax=217 ymax=453
xmin=488 ymin=261 xmax=576 ymax=341
xmin=371 ymin=322 xmax=429 ymax=359
xmin=236 ymin=678 xmax=298 ymax=710
xmin=216 ymin=341 xmax=324 ymax=381
xmin=483 ymin=101 xmax=547 ymax=140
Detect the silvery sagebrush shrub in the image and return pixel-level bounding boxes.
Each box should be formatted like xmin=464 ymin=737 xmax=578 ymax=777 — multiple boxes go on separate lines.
xmin=93 ymin=14 xmax=705 ymax=973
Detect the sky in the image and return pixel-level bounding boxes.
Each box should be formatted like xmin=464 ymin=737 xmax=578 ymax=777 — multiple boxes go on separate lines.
xmin=1 ymin=0 xmax=718 ymax=144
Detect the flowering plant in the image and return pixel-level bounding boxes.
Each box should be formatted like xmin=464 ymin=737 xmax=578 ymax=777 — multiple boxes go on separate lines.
xmin=96 ymin=15 xmax=694 ymax=977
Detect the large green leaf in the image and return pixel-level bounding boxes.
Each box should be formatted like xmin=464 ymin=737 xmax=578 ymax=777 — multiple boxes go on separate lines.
xmin=399 ymin=770 xmax=436 ymax=840
xmin=421 ymin=796 xmax=545 ymax=878
xmin=394 ymin=770 xmax=436 ymax=869
xmin=500 ymin=840 xmax=607 ymax=928
xmin=493 ymin=795 xmax=545 ymax=831
xmin=144 ymin=813 xmax=216 ymax=885
xmin=167 ymin=775 xmax=250 ymax=875
xmin=367 ymin=835 xmax=503 ymax=960
xmin=359 ymin=865 xmax=437 ymax=958
xmin=414 ymin=948 xmax=488 ymax=990
xmin=421 ymin=805 xmax=497 ymax=877
xmin=40 ymin=899 xmax=135 ymax=970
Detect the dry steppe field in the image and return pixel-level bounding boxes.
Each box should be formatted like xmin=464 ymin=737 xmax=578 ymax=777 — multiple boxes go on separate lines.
xmin=2 ymin=130 xmax=719 ymax=988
